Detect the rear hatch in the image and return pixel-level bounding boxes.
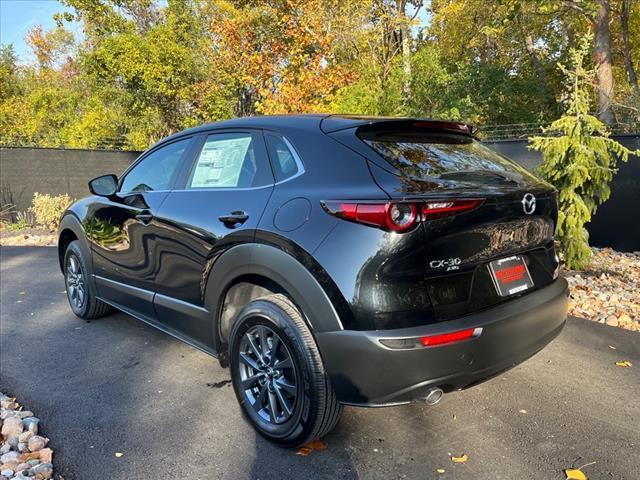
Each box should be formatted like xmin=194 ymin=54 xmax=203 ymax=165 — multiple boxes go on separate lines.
xmin=328 ymin=119 xmax=560 ymax=320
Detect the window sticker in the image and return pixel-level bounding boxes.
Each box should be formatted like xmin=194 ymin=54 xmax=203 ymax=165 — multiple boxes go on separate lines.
xmin=190 ymin=136 xmax=252 ymax=188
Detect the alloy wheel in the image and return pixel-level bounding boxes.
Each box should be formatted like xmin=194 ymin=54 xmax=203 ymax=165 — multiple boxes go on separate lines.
xmin=66 ymin=254 xmax=86 ymax=310
xmin=237 ymin=324 xmax=298 ymax=425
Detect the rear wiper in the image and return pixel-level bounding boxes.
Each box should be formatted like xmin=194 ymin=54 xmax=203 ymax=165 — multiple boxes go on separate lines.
xmin=439 ymin=169 xmax=523 ymax=185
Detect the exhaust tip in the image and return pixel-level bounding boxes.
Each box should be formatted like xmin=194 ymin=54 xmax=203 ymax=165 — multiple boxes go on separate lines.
xmin=422 ymin=387 xmax=444 ymax=406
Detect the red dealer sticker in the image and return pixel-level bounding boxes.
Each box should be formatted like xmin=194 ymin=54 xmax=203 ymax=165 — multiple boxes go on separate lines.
xmin=488 ymin=255 xmax=534 ymax=297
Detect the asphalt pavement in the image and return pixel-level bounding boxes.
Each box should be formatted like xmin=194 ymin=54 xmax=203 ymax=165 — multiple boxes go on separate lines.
xmin=1 ymin=246 xmax=639 ymax=480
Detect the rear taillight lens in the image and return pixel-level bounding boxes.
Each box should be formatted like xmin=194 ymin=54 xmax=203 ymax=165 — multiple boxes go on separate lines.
xmin=380 ymin=327 xmax=482 ymax=350
xmin=322 ymin=202 xmax=418 ymax=232
xmin=322 ymin=199 xmax=483 ymax=232
xmin=422 ymin=199 xmax=484 ymax=220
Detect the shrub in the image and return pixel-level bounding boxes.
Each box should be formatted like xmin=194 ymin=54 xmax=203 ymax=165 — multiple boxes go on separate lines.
xmin=529 ymin=36 xmax=639 ymax=270
xmin=29 ymin=193 xmax=74 ymax=229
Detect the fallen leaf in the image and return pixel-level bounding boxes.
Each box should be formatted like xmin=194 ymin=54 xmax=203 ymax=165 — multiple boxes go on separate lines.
xmin=564 ymin=468 xmax=587 ymax=480
xmin=295 ymin=439 xmax=327 ymax=456
xmin=451 ymin=454 xmax=468 ymax=463
xmin=437 ymin=468 xmax=446 ymax=474
xmin=115 ymin=452 xmax=124 ymax=458
xmin=608 ymin=345 xmax=616 ymax=350
xmin=615 ymin=360 xmax=632 ymax=367
xmin=519 ymin=409 xmax=528 ymax=414
xmin=19 ymin=291 xmax=26 ymax=294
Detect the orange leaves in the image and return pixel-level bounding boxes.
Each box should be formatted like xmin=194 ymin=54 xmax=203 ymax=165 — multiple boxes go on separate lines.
xmin=295 ymin=438 xmax=328 ymax=456
xmin=206 ymin=0 xmax=356 ymax=115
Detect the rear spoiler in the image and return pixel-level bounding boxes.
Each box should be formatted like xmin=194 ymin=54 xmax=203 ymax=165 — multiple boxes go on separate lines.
xmin=320 ymin=115 xmax=474 ymax=136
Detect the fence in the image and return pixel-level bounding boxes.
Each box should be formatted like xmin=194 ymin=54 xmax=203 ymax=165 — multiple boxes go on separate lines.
xmin=0 ymin=147 xmax=140 ymax=214
xmin=1 ymin=136 xmax=638 ymax=251
xmin=484 ymin=135 xmax=639 ymax=252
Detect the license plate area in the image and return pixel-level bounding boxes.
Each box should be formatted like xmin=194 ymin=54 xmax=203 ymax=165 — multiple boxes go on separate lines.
xmin=488 ymin=255 xmax=534 ymax=297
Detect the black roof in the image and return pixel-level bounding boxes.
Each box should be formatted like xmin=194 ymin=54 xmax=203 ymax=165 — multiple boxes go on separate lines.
xmin=156 ymin=114 xmax=473 ymax=148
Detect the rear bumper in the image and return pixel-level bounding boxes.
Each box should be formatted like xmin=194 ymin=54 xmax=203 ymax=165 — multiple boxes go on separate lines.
xmin=315 ymin=277 xmax=569 ymax=406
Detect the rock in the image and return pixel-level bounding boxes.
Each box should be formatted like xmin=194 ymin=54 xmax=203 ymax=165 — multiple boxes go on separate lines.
xmin=618 ymin=313 xmax=632 ymax=324
xmin=606 ymin=315 xmax=619 ymax=327
xmin=0 ymin=445 xmax=10 ymax=455
xmin=0 ymin=470 xmax=13 ymax=479
xmin=6 ymin=437 xmax=18 ymax=449
xmin=14 ymin=464 xmax=29 ymax=474
xmin=30 ymin=463 xmax=53 ymax=479
xmin=22 ymin=418 xmax=38 ymax=436
xmin=1 ymin=416 xmax=23 ymax=438
xmin=27 ymin=436 xmax=47 ymax=453
xmin=26 ymin=460 xmax=40 ymax=467
xmin=37 ymin=449 xmax=52 ymax=464
xmin=17 ymin=432 xmax=32 ymax=444
xmin=0 ymin=453 xmax=19 ymax=466
xmin=16 ymin=444 xmax=26 ymax=454
xmin=15 ymin=412 xmax=33 ymax=420
xmin=0 ymin=397 xmax=17 ymax=410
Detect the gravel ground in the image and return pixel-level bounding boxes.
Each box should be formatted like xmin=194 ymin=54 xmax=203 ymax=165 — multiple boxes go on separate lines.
xmin=563 ymin=248 xmax=640 ymax=332
xmin=0 ymin=229 xmax=55 ymax=247
xmin=0 ymin=395 xmax=53 ymax=479
xmin=1 ymin=246 xmax=639 ymax=480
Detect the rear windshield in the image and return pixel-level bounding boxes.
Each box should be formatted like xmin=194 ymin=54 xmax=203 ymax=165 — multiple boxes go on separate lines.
xmin=358 ymin=130 xmax=534 ymax=184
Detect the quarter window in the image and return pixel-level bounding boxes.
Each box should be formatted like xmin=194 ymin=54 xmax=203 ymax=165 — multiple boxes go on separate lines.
xmin=265 ymin=134 xmax=301 ymax=182
xmin=120 ymin=138 xmax=190 ymax=193
xmin=187 ymin=133 xmax=271 ymax=189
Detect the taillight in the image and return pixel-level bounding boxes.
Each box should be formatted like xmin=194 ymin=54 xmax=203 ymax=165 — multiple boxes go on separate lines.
xmin=322 ymin=199 xmax=483 ymax=232
xmin=322 ymin=202 xmax=418 ymax=232
xmin=379 ymin=327 xmax=482 ymax=350
xmin=422 ymin=199 xmax=484 ymax=220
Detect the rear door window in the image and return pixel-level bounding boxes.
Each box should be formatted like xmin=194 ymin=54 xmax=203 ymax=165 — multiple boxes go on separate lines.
xmin=358 ymin=129 xmax=534 ymax=184
xmin=186 ymin=132 xmax=272 ymax=189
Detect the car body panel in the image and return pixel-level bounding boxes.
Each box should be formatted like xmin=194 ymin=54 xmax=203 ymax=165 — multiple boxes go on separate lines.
xmin=58 ymin=114 xmax=568 ymax=407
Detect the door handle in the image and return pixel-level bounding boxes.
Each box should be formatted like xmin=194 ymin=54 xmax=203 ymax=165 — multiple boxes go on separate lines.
xmin=136 ymin=212 xmax=153 ymax=224
xmin=218 ymin=211 xmax=249 ymax=227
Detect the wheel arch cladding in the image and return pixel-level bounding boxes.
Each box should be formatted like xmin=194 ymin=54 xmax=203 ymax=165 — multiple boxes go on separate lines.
xmin=58 ymin=214 xmax=90 ymax=272
xmin=204 ymin=243 xmax=345 ymax=350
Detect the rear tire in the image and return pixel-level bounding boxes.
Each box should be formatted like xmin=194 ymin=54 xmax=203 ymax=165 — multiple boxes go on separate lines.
xmin=229 ymin=294 xmax=342 ymax=448
xmin=63 ymin=240 xmax=112 ymax=319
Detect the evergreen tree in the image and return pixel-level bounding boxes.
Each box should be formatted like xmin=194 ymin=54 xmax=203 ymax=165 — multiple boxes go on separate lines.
xmin=529 ymin=35 xmax=639 ymax=270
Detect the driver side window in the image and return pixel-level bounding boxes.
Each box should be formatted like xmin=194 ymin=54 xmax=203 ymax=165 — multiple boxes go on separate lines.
xmin=120 ymin=138 xmax=190 ymax=193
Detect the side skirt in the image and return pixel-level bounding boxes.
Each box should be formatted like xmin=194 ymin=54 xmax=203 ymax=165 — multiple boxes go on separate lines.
xmin=93 ymin=278 xmax=218 ymax=359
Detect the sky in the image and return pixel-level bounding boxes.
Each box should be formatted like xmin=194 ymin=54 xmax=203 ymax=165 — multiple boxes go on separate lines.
xmin=0 ymin=0 xmax=75 ymax=61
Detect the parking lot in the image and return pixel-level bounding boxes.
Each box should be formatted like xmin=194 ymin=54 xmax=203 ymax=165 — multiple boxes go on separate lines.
xmin=1 ymin=246 xmax=639 ymax=480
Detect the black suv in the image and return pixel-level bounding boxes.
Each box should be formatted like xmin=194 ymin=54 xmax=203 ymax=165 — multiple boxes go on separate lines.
xmin=59 ymin=115 xmax=568 ymax=447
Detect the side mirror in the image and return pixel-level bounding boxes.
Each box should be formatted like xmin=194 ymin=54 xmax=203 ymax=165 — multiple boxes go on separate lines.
xmin=89 ymin=174 xmax=118 ymax=197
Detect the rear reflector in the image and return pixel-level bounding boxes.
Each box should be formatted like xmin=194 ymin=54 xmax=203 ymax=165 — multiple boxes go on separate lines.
xmin=380 ymin=327 xmax=481 ymax=350
xmin=322 ymin=199 xmax=483 ymax=231
xmin=419 ymin=328 xmax=477 ymax=346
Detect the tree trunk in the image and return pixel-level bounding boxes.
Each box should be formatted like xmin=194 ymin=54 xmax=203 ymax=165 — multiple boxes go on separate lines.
xmin=524 ymin=32 xmax=548 ymax=88
xmin=593 ymin=0 xmax=615 ymax=125
xmin=620 ymin=0 xmax=640 ymax=96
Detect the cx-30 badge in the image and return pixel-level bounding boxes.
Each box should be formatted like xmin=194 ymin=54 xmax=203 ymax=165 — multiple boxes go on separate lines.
xmin=522 ymin=193 xmax=536 ymax=215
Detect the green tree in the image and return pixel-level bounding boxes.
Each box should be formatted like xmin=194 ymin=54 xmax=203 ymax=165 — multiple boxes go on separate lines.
xmin=529 ymin=36 xmax=639 ymax=269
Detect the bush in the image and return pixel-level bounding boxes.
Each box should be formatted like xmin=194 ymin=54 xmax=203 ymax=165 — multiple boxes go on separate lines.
xmin=5 ymin=212 xmax=32 ymax=231
xmin=529 ymin=36 xmax=639 ymax=270
xmin=29 ymin=193 xmax=74 ymax=229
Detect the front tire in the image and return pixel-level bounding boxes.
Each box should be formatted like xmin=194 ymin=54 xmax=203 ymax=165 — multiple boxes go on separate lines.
xmin=229 ymin=294 xmax=342 ymax=448
xmin=63 ymin=240 xmax=112 ymax=319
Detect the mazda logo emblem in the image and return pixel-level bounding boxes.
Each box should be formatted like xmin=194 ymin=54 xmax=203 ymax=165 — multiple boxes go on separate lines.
xmin=522 ymin=193 xmax=536 ymax=215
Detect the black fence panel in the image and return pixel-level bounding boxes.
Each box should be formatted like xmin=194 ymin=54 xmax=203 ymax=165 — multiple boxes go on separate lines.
xmin=485 ymin=135 xmax=639 ymax=252
xmin=0 ymin=147 xmax=140 ymax=212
